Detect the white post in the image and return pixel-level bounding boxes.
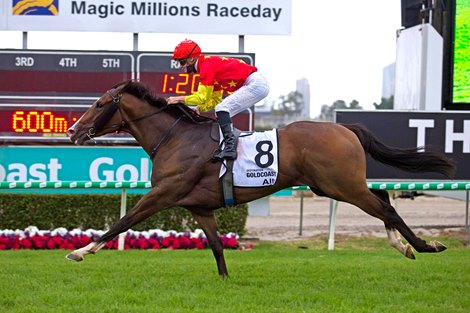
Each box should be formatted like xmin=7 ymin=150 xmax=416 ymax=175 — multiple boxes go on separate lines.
xmin=328 ymin=199 xmax=338 ymax=250
xmin=118 ymin=188 xmax=127 ymax=251
xmin=467 ymin=190 xmax=469 ymax=247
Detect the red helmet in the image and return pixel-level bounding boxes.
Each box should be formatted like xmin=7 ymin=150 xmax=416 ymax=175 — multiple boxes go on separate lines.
xmin=172 ymin=39 xmax=201 ymax=59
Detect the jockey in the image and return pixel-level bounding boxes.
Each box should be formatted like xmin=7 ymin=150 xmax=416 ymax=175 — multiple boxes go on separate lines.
xmin=167 ymin=39 xmax=270 ymax=162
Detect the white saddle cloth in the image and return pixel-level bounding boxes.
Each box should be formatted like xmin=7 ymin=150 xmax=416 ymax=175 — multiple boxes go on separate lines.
xmin=219 ymin=129 xmax=279 ymax=187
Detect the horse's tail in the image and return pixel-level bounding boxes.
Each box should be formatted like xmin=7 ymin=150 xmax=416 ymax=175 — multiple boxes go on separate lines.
xmin=343 ymin=123 xmax=457 ymax=178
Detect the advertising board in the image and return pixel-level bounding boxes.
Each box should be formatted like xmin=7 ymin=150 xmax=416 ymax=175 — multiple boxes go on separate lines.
xmin=0 ymin=146 xmax=151 ymax=193
xmin=2 ymin=0 xmax=291 ymax=35
xmin=336 ymin=110 xmax=469 ymax=180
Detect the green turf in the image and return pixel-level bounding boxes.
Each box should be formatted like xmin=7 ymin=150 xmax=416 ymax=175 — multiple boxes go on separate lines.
xmin=1 ymin=236 xmax=469 ymax=313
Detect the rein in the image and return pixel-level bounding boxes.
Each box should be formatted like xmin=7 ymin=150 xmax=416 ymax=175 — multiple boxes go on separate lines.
xmin=88 ymin=90 xmax=166 ymax=139
xmin=150 ymin=115 xmax=183 ymax=158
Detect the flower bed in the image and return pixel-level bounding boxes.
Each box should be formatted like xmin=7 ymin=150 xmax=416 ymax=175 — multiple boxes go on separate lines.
xmin=0 ymin=226 xmax=239 ymax=250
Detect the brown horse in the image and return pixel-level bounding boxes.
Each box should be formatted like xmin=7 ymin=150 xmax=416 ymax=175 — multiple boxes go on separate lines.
xmin=66 ymin=80 xmax=456 ymax=277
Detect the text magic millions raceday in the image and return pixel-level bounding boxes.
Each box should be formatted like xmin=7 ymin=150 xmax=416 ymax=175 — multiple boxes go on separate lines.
xmin=70 ymin=1 xmax=283 ymax=21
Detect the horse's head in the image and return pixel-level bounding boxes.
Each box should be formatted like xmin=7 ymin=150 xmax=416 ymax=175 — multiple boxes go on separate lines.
xmin=67 ymin=84 xmax=128 ymax=145
xmin=68 ymin=80 xmax=214 ymax=145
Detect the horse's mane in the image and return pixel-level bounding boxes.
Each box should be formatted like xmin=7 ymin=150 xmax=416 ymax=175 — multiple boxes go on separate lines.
xmin=114 ymin=80 xmax=215 ymax=124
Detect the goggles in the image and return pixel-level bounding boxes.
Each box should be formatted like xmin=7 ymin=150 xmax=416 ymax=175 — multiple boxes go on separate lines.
xmin=176 ymin=43 xmax=198 ymax=67
xmin=177 ymin=58 xmax=189 ymax=66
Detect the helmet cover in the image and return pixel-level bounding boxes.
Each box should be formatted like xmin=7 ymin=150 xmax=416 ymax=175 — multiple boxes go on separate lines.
xmin=172 ymin=39 xmax=201 ymax=59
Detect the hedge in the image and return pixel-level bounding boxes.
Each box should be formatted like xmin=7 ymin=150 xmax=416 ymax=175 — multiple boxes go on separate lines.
xmin=0 ymin=193 xmax=248 ymax=236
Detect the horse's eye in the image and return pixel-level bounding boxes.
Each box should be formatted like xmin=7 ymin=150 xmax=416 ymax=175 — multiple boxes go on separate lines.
xmin=96 ymin=101 xmax=103 ymax=108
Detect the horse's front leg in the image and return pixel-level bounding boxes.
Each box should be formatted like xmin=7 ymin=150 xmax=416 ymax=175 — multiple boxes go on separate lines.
xmin=66 ymin=187 xmax=163 ymax=262
xmin=65 ymin=242 xmax=106 ymax=262
xmin=191 ymin=211 xmax=228 ymax=277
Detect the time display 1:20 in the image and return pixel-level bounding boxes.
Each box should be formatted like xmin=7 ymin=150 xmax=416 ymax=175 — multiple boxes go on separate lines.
xmin=161 ymin=73 xmax=200 ymax=94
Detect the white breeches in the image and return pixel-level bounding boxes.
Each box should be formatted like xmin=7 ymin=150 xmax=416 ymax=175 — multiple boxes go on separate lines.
xmin=214 ymin=72 xmax=270 ymax=117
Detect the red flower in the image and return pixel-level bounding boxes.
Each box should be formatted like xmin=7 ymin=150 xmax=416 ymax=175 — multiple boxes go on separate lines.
xmin=137 ymin=237 xmax=148 ymax=249
xmin=80 ymin=236 xmax=91 ymax=246
xmin=171 ymin=238 xmax=181 ymax=249
xmin=46 ymin=239 xmax=56 ymax=249
xmin=11 ymin=240 xmax=21 ymax=250
xmin=20 ymin=238 xmax=32 ymax=249
xmin=148 ymin=238 xmax=161 ymax=250
xmin=0 ymin=229 xmax=240 ymax=251
xmin=129 ymin=238 xmax=138 ymax=249
xmin=32 ymin=235 xmax=47 ymax=249
xmin=223 ymin=237 xmax=239 ymax=249
xmin=60 ymin=240 xmax=74 ymax=250
xmin=0 ymin=237 xmax=9 ymax=250
xmin=178 ymin=236 xmax=191 ymax=249
xmin=194 ymin=238 xmax=205 ymax=249
xmin=162 ymin=236 xmax=175 ymax=248
xmin=104 ymin=240 xmax=114 ymax=249
xmin=52 ymin=237 xmax=63 ymax=245
xmin=71 ymin=236 xmax=85 ymax=249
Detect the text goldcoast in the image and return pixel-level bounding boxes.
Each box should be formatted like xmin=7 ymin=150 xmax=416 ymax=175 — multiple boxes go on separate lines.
xmin=246 ymin=171 xmax=276 ymax=178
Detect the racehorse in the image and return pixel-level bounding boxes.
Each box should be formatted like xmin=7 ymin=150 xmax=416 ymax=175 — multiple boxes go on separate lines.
xmin=66 ymin=80 xmax=456 ymax=277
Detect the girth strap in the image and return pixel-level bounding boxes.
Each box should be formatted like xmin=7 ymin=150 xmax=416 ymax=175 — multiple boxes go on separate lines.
xmin=219 ymin=130 xmax=241 ymax=207
xmin=221 ymin=159 xmax=235 ymax=207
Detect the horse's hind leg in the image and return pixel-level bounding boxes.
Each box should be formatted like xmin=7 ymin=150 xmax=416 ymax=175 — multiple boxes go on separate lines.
xmin=385 ymin=227 xmax=415 ymax=259
xmin=369 ymin=188 xmax=447 ymax=254
xmin=190 ymin=211 xmax=228 ymax=277
xmin=369 ymin=189 xmax=415 ymax=259
xmin=384 ymin=206 xmax=447 ymax=254
xmin=351 ymin=188 xmax=447 ymax=256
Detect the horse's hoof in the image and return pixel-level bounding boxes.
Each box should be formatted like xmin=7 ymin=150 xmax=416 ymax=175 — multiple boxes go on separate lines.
xmin=405 ymin=244 xmax=416 ymax=259
xmin=65 ymin=253 xmax=83 ymax=262
xmin=431 ymin=241 xmax=447 ymax=252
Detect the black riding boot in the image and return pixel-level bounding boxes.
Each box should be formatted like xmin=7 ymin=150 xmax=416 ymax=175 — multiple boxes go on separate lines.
xmin=213 ymin=123 xmax=237 ymax=161
xmin=212 ymin=112 xmax=237 ymax=161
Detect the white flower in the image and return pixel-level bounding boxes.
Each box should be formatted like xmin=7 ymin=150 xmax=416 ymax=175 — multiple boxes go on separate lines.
xmin=83 ymin=229 xmax=94 ymax=237
xmin=192 ymin=229 xmax=205 ymax=238
xmin=140 ymin=231 xmax=150 ymax=239
xmin=69 ymin=228 xmax=82 ymax=236
xmin=51 ymin=227 xmax=68 ymax=237
xmin=25 ymin=225 xmax=39 ymax=236
xmin=166 ymin=230 xmax=177 ymax=237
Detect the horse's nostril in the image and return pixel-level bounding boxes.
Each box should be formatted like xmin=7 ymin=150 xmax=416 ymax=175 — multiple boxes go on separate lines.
xmin=67 ymin=128 xmax=75 ymax=137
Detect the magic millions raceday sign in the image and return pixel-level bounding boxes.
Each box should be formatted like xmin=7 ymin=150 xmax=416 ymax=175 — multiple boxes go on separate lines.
xmin=1 ymin=0 xmax=291 ymax=35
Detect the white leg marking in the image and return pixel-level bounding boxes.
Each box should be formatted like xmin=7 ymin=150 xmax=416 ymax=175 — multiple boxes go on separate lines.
xmin=386 ymin=228 xmax=406 ymax=254
xmin=66 ymin=242 xmax=106 ymax=262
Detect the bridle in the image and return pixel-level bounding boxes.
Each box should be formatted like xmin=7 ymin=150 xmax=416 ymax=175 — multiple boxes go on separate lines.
xmin=87 ymin=88 xmax=182 ymax=157
xmin=86 ymin=90 xmax=121 ymax=140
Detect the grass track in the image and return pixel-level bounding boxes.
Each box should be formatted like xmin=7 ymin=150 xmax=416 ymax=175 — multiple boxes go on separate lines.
xmin=1 ymin=236 xmax=469 ymax=313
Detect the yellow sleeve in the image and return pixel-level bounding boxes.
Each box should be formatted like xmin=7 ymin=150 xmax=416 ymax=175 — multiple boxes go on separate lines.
xmin=184 ymin=84 xmax=223 ymax=112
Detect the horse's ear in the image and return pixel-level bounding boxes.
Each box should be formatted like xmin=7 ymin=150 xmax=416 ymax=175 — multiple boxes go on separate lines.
xmin=110 ymin=80 xmax=130 ymax=91
xmin=122 ymin=80 xmax=133 ymax=90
